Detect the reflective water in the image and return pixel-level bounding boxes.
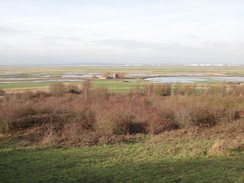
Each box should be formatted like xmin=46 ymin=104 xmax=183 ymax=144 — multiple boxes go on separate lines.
xmin=127 ymin=73 xmax=159 ymax=77
xmin=62 ymin=74 xmax=101 ymax=78
xmin=145 ymin=76 xmax=244 ymax=83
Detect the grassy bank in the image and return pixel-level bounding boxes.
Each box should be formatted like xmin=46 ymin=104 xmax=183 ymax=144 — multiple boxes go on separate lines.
xmin=1 ymin=135 xmax=244 ymax=183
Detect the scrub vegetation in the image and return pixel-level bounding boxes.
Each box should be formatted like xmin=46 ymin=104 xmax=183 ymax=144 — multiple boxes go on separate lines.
xmin=1 ymin=82 xmax=244 ymax=138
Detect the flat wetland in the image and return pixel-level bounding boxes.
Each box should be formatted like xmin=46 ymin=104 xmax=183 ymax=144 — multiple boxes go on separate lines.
xmin=1 ymin=65 xmax=244 ymax=93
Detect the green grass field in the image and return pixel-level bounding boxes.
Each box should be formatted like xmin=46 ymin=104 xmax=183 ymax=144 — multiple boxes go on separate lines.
xmin=1 ymin=136 xmax=244 ymax=183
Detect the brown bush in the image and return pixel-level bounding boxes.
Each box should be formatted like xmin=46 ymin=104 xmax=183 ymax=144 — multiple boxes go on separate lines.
xmin=0 ymin=89 xmax=5 ymax=96
xmin=90 ymin=86 xmax=110 ymax=102
xmin=71 ymin=109 xmax=96 ymax=131
xmin=174 ymin=104 xmax=216 ymax=128
xmin=96 ymin=103 xmax=147 ymax=135
xmin=49 ymin=82 xmax=66 ymax=96
xmin=153 ymin=83 xmax=171 ymax=96
xmin=1 ymin=84 xmax=244 ymax=147
xmin=65 ymin=84 xmax=81 ymax=94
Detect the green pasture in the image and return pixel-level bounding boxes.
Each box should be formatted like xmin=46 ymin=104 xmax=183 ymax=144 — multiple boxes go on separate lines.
xmin=0 ymin=82 xmax=52 ymax=89
xmin=91 ymin=80 xmax=142 ymax=93
xmin=1 ymin=141 xmax=243 ymax=183
xmin=0 ymin=79 xmax=146 ymax=92
xmin=91 ymin=79 xmax=145 ymax=88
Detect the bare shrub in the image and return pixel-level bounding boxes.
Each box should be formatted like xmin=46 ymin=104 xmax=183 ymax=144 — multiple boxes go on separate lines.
xmin=0 ymin=96 xmax=74 ymax=133
xmin=205 ymin=86 xmax=223 ymax=96
xmin=147 ymin=102 xmax=179 ymax=134
xmin=173 ymin=83 xmax=197 ymax=96
xmin=191 ymin=109 xmax=216 ymax=127
xmin=110 ymin=112 xmax=135 ymax=135
xmin=229 ymin=85 xmax=244 ymax=96
xmin=1 ymin=82 xmax=244 ymax=147
xmin=234 ymin=111 xmax=244 ymax=119
xmin=65 ymin=84 xmax=81 ymax=94
xmin=60 ymin=122 xmax=83 ymax=140
xmin=175 ymin=103 xmax=216 ymax=128
xmin=5 ymin=91 xmax=34 ymax=102
xmin=143 ymin=84 xmax=154 ymax=96
xmin=71 ymin=109 xmax=96 ymax=131
xmin=90 ymin=86 xmax=109 ymax=102
xmin=21 ymin=90 xmax=35 ymax=101
xmin=0 ymin=89 xmax=5 ymax=96
xmin=129 ymin=85 xmax=144 ymax=102
xmin=174 ymin=109 xmax=192 ymax=128
xmin=49 ymin=82 xmax=66 ymax=96
xmin=183 ymin=84 xmax=197 ymax=96
xmin=7 ymin=113 xmax=68 ymax=132
xmin=148 ymin=119 xmax=178 ymax=134
xmin=34 ymin=91 xmax=50 ymax=98
xmin=102 ymin=110 xmax=146 ymax=135
xmin=153 ymin=83 xmax=171 ymax=96
xmin=3 ymin=91 xmax=49 ymax=103
xmin=41 ymin=124 xmax=58 ymax=146
xmin=174 ymin=82 xmax=183 ymax=95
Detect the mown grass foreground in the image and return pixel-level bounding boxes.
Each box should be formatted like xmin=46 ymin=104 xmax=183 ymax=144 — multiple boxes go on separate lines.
xmin=1 ymin=138 xmax=244 ymax=183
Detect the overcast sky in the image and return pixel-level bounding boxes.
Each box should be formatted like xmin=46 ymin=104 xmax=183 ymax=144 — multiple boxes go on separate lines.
xmin=0 ymin=0 xmax=244 ymax=65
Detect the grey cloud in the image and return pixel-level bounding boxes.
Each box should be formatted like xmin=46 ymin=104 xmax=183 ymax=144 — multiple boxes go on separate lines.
xmin=2 ymin=44 xmax=13 ymax=50
xmin=0 ymin=26 xmax=23 ymax=35
xmin=95 ymin=39 xmax=198 ymax=52
xmin=212 ymin=42 xmax=232 ymax=48
xmin=39 ymin=35 xmax=63 ymax=42
xmin=188 ymin=35 xmax=199 ymax=39
xmin=67 ymin=37 xmax=83 ymax=42
xmin=202 ymin=41 xmax=232 ymax=48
